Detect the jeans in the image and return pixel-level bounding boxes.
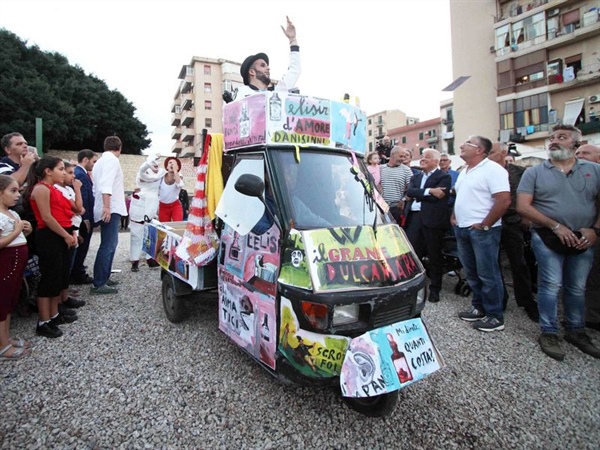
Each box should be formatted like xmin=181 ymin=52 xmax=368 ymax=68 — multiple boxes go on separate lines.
xmin=531 ymin=230 xmax=594 ymax=334
xmin=455 ymin=226 xmax=504 ymax=319
xmin=585 ymin=244 xmax=600 ymax=323
xmin=93 ymin=214 xmax=121 ymax=288
xmin=72 ymin=222 xmax=93 ymax=278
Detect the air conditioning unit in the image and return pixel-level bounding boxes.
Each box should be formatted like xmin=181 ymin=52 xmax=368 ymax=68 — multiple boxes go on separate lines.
xmin=589 ymin=94 xmax=600 ymax=104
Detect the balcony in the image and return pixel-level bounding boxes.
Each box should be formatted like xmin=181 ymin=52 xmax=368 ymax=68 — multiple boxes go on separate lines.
xmin=181 ymin=109 xmax=195 ymax=127
xmin=170 ymin=100 xmax=180 ymax=113
xmin=180 ymin=145 xmax=195 ymax=157
xmin=181 ymin=94 xmax=194 ymax=111
xmin=181 ymin=128 xmax=195 ymax=143
xmin=427 ymin=136 xmax=439 ymax=143
xmin=171 ymin=127 xmax=182 ymax=140
xmin=171 ymin=141 xmax=183 ymax=153
xmin=180 ymin=77 xmax=193 ymax=95
xmin=579 ymin=120 xmax=600 ymax=135
xmin=171 ymin=111 xmax=181 ymax=127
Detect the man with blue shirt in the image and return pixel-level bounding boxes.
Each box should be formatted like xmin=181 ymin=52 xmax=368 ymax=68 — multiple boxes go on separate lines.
xmin=517 ymin=125 xmax=600 ymax=361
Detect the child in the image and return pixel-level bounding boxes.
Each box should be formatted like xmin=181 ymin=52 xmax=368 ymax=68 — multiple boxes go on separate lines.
xmin=365 ymin=151 xmax=382 ymax=193
xmin=55 ymin=161 xmax=86 ymax=312
xmin=24 ymin=157 xmax=77 ymax=339
xmin=0 ymin=175 xmax=32 ymax=360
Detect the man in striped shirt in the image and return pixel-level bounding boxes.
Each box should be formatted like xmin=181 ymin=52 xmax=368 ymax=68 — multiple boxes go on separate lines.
xmin=380 ymin=146 xmax=413 ymax=224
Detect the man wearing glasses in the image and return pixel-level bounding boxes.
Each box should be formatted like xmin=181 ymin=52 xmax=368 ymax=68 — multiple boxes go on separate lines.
xmin=451 ymin=136 xmax=510 ymax=332
xmin=517 ymin=125 xmax=600 ymax=361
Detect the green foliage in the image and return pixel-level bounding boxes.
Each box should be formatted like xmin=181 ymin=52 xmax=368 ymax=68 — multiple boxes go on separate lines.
xmin=0 ymin=29 xmax=151 ymax=154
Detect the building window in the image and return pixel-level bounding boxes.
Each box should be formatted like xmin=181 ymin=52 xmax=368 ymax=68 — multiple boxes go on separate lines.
xmin=401 ymin=136 xmax=407 ymax=144
xmin=205 ymin=100 xmax=212 ymax=110
xmin=429 ymin=129 xmax=436 ymax=137
xmin=368 ymin=130 xmax=372 ymax=136
xmin=564 ymin=54 xmax=582 ymax=81
xmin=377 ymin=116 xmax=383 ymax=125
xmin=368 ymin=142 xmax=373 ymax=152
xmin=204 ymin=83 xmax=212 ymax=93
xmin=496 ymin=24 xmax=510 ymax=50
xmin=204 ymin=65 xmax=211 ymax=75
xmin=562 ymin=9 xmax=580 ymax=33
xmin=205 ymin=118 xmax=212 ymax=128
xmin=500 ymin=94 xmax=548 ymax=133
xmin=186 ymin=67 xmax=194 ymax=77
xmin=418 ymin=132 xmax=424 ymax=140
xmin=368 ymin=118 xmax=372 ymax=125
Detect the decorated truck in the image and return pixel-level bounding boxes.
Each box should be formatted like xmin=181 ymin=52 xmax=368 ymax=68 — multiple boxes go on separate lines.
xmin=143 ymin=92 xmax=443 ymax=416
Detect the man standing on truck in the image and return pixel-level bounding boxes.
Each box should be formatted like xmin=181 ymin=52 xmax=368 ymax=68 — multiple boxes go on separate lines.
xmin=236 ymin=16 xmax=301 ymax=99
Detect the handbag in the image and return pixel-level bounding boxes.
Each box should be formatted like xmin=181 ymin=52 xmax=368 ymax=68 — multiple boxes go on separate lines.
xmin=535 ymin=228 xmax=585 ymax=255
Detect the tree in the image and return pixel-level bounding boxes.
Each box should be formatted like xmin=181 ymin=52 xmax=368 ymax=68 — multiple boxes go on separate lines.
xmin=0 ymin=29 xmax=151 ymax=154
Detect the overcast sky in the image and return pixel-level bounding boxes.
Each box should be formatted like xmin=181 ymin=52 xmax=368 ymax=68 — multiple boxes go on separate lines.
xmin=0 ymin=0 xmax=453 ymax=154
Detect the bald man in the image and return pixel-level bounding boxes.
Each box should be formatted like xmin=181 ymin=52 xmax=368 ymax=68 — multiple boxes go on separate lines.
xmin=575 ymin=144 xmax=600 ymax=331
xmin=576 ymin=144 xmax=600 ymax=163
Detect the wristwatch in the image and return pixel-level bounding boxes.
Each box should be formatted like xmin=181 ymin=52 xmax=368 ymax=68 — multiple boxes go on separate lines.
xmin=482 ymin=225 xmax=490 ymax=231
xmin=593 ymin=227 xmax=600 ymax=237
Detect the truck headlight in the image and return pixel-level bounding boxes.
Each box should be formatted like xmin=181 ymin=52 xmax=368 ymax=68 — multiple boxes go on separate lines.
xmin=333 ymin=304 xmax=359 ymax=326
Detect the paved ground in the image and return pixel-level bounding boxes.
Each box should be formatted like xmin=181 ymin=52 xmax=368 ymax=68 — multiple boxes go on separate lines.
xmin=1 ymin=230 xmax=599 ymax=449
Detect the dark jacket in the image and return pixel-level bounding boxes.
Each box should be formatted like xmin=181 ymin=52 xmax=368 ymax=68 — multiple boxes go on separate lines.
xmin=406 ymin=169 xmax=452 ymax=229
xmin=75 ymin=165 xmax=94 ymax=222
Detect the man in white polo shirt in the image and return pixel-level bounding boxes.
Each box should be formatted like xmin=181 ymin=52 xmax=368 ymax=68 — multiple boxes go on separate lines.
xmin=451 ymin=135 xmax=510 ymax=332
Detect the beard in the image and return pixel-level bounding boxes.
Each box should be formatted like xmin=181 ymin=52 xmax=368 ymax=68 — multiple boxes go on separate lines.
xmin=255 ymin=69 xmax=271 ymax=86
xmin=548 ymin=145 xmax=575 ymax=160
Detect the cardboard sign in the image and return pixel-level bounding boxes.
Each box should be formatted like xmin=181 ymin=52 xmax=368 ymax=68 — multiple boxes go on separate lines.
xmin=340 ymin=318 xmax=443 ymax=398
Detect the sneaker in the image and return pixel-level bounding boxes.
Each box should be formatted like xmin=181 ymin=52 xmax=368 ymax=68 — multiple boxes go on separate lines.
xmin=58 ymin=304 xmax=77 ymax=317
xmin=106 ymin=279 xmax=120 ymax=287
xmin=538 ymin=333 xmax=565 ymax=361
xmin=64 ymin=296 xmax=86 ymax=308
xmin=90 ymin=285 xmax=118 ymax=295
xmin=50 ymin=313 xmax=78 ymax=326
xmin=36 ymin=322 xmax=63 ymax=338
xmin=458 ymin=306 xmax=485 ymax=322
xmin=131 ymin=261 xmax=139 ymax=272
xmin=70 ymin=273 xmax=93 ymax=285
xmin=564 ymin=330 xmax=600 ymax=359
xmin=472 ymin=316 xmax=505 ymax=332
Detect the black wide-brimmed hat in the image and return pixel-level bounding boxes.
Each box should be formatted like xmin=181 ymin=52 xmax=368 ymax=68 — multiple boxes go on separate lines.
xmin=240 ymin=52 xmax=269 ymax=85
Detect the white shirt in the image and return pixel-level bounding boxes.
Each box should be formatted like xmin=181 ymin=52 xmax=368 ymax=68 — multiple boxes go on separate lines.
xmin=454 ymin=158 xmax=509 ymax=228
xmin=410 ymin=169 xmax=436 ymax=212
xmin=92 ymin=151 xmax=127 ymax=222
xmin=0 ymin=210 xmax=27 ymax=247
xmin=158 ymin=176 xmax=184 ymax=204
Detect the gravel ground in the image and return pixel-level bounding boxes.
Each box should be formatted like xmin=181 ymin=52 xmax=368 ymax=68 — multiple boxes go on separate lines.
xmin=1 ymin=230 xmax=599 ymax=449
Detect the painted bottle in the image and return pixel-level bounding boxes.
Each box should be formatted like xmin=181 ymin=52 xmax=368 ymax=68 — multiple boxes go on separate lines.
xmin=269 ymin=92 xmax=282 ymax=121
xmin=387 ymin=333 xmax=413 ymax=384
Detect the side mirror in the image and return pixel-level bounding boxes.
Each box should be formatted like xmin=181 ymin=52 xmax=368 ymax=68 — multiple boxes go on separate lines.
xmin=234 ymin=174 xmax=264 ymax=199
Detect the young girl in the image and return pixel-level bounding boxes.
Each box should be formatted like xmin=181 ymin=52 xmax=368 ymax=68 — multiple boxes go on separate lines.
xmin=365 ymin=151 xmax=383 ymax=193
xmin=24 ymin=157 xmax=77 ymax=339
xmin=55 ymin=161 xmax=85 ymax=312
xmin=0 ymin=175 xmax=32 ymax=360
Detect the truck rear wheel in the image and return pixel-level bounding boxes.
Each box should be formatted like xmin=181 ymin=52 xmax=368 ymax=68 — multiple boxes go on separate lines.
xmin=342 ymin=391 xmax=399 ymax=417
xmin=162 ymin=275 xmax=186 ymax=323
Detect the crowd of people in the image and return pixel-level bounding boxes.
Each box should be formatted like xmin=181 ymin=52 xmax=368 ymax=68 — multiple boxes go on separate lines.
xmin=367 ymin=125 xmax=599 ymax=361
xmin=0 ymin=132 xmax=186 ymax=359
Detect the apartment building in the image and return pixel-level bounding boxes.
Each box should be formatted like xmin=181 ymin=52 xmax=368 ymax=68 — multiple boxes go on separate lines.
xmin=387 ymin=118 xmax=443 ymax=164
xmin=449 ymin=0 xmax=600 ymax=155
xmin=366 ymin=109 xmax=415 ymax=153
xmin=171 ymin=57 xmax=244 ymax=157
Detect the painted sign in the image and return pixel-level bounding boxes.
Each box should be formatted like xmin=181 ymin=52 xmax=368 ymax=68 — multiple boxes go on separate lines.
xmin=143 ymin=223 xmax=191 ymax=282
xmin=223 ymin=93 xmax=367 ymax=154
xmin=218 ymin=269 xmax=277 ymax=369
xmin=301 ymin=224 xmax=422 ymax=292
xmin=279 ymin=297 xmax=350 ymax=378
xmin=340 ymin=318 xmax=443 ymax=398
xmin=277 ymin=229 xmax=312 ymax=290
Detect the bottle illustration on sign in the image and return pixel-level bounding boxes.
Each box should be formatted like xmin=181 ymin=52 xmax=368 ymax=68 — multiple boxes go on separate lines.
xmin=386 ymin=333 xmax=413 ymax=384
xmin=269 ymin=92 xmax=282 ymax=121
xmin=229 ymin=232 xmax=241 ymax=260
xmin=240 ymin=102 xmax=250 ymax=138
xmin=261 ymin=313 xmax=270 ymax=342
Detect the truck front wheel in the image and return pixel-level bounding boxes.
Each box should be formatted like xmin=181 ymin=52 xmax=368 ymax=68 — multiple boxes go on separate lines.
xmin=342 ymin=391 xmax=399 ymax=417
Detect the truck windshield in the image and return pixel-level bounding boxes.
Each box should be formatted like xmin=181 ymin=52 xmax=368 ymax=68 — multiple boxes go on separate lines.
xmin=272 ymin=150 xmax=382 ymax=229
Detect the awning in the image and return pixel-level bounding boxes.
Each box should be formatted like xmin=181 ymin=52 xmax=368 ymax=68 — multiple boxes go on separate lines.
xmin=563 ymin=98 xmax=584 ymax=126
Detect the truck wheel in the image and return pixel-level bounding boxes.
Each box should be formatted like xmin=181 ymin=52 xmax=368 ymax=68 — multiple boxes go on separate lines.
xmin=342 ymin=391 xmax=399 ymax=417
xmin=162 ymin=275 xmax=186 ymax=323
